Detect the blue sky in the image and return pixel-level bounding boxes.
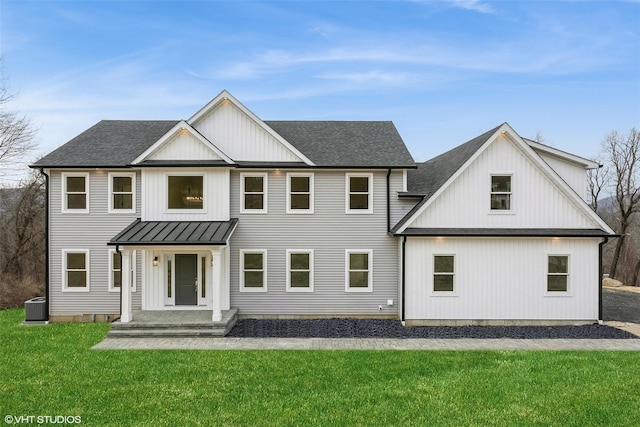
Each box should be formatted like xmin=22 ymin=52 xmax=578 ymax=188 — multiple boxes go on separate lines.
xmin=1 ymin=0 xmax=639 ymax=182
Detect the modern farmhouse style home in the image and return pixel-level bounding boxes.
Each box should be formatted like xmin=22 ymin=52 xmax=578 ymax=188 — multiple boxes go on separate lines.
xmin=31 ymin=90 xmax=614 ymax=332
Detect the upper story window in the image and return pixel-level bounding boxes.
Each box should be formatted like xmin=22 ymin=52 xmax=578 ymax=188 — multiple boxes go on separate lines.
xmin=346 ymin=173 xmax=373 ymax=214
xmin=490 ymin=175 xmax=512 ymax=211
xmin=167 ymin=175 xmax=203 ymax=210
xmin=109 ymin=172 xmax=135 ymax=213
xmin=62 ymin=172 xmax=89 ymax=213
xmin=287 ymin=173 xmax=314 ymax=213
xmin=547 ymin=255 xmax=569 ymax=293
xmin=62 ymin=249 xmax=90 ymax=292
xmin=241 ymin=173 xmax=268 ymax=213
xmin=345 ymin=250 xmax=373 ymax=292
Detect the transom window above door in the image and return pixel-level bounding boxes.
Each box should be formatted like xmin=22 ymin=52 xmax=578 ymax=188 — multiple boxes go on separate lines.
xmin=167 ymin=175 xmax=204 ymax=210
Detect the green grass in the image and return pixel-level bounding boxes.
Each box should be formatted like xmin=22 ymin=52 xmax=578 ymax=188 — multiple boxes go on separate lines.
xmin=1 ymin=309 xmax=639 ymax=426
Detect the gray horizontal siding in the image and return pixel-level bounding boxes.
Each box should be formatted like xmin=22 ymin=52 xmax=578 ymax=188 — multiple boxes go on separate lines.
xmin=49 ymin=170 xmax=142 ymax=315
xmin=229 ymin=170 xmax=412 ymax=316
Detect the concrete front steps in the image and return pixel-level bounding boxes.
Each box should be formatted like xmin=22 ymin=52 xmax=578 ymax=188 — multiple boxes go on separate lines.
xmin=107 ymin=308 xmax=238 ymax=338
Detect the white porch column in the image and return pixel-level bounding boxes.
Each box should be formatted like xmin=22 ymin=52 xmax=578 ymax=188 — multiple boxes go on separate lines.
xmin=211 ymin=249 xmax=223 ymax=322
xmin=120 ymin=249 xmax=133 ymax=323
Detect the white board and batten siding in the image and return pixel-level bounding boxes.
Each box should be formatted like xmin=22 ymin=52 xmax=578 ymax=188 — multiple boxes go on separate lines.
xmin=536 ymin=153 xmax=589 ymax=201
xmin=192 ymin=101 xmax=303 ymax=162
xmin=141 ymin=168 xmax=230 ymax=221
xmin=229 ymin=170 xmax=408 ymax=316
xmin=405 ymin=237 xmax=599 ymax=321
xmin=48 ymin=170 xmax=142 ymax=316
xmin=409 ymin=134 xmax=599 ymax=229
xmin=147 ymin=130 xmax=224 ymax=161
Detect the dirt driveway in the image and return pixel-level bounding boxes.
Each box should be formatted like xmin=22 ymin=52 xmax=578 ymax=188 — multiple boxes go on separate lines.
xmin=603 ymin=287 xmax=640 ymax=323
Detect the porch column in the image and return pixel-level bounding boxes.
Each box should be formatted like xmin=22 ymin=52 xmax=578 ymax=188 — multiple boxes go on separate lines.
xmin=211 ymin=249 xmax=223 ymax=322
xmin=120 ymin=249 xmax=133 ymax=323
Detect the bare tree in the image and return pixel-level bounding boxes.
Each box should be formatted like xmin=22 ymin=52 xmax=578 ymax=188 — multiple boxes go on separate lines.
xmin=587 ymin=156 xmax=610 ymax=212
xmin=606 ymin=128 xmax=640 ymax=281
xmin=0 ymin=70 xmax=37 ymax=179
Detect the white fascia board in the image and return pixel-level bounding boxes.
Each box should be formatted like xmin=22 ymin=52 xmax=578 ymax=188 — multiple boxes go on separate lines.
xmin=396 ymin=124 xmax=506 ymax=233
xmin=187 ymin=90 xmax=315 ymax=166
xmin=131 ymin=120 xmax=234 ymax=165
xmin=525 ymin=139 xmax=600 ymax=169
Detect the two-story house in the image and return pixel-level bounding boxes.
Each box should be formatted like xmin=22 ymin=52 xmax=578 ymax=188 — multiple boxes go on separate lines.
xmin=31 ymin=90 xmax=614 ymax=331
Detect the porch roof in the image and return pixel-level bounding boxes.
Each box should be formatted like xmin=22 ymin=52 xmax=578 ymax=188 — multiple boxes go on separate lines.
xmin=108 ymin=218 xmax=238 ymax=246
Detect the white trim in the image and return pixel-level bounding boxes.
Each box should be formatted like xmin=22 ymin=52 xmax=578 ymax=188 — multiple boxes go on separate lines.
xmin=108 ymin=172 xmax=136 ymax=214
xmin=345 ymin=173 xmax=373 ymax=214
xmin=431 ymin=254 xmax=457 ymax=296
xmin=165 ymin=172 xmax=207 ymax=213
xmin=108 ymin=249 xmax=136 ymax=292
xmin=286 ymin=172 xmax=314 ymax=214
xmin=402 ymin=169 xmax=408 ymax=192
xmin=545 ymin=253 xmax=572 ymax=296
xmin=61 ymin=172 xmax=90 ymax=213
xmin=187 ymin=90 xmax=314 ymax=166
xmin=164 ymin=254 xmax=175 ymax=306
xmin=240 ymin=172 xmax=268 ymax=214
xmin=526 ymin=139 xmax=599 ymax=169
xmin=286 ymin=249 xmax=314 ymax=292
xmin=131 ymin=120 xmax=234 ymax=165
xmin=345 ymin=249 xmax=373 ymax=292
xmin=240 ymin=249 xmax=267 ymax=292
xmin=489 ymin=173 xmax=514 ymax=214
xmin=62 ymin=249 xmax=90 ymax=292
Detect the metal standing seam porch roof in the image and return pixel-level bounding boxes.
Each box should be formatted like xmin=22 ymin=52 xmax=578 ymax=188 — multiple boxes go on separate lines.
xmin=108 ymin=218 xmax=238 ymax=246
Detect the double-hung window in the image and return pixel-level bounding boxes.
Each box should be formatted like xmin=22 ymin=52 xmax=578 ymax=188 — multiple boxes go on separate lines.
xmin=109 ymin=172 xmax=135 ymax=213
xmin=490 ymin=175 xmax=512 ymax=211
xmin=287 ymin=250 xmax=314 ymax=292
xmin=345 ymin=250 xmax=373 ymax=292
xmin=433 ymin=255 xmax=455 ymax=293
xmin=287 ymin=173 xmax=313 ymax=213
xmin=62 ymin=173 xmax=89 ymax=213
xmin=63 ymin=249 xmax=89 ymax=292
xmin=346 ymin=173 xmax=373 ymax=213
xmin=547 ymin=255 xmax=569 ymax=293
xmin=241 ymin=173 xmax=268 ymax=213
xmin=240 ymin=250 xmax=267 ymax=291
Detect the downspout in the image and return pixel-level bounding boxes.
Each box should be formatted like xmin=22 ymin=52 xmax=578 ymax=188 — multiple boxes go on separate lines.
xmin=386 ymin=169 xmax=391 ymax=233
xmin=39 ymin=169 xmax=50 ymax=322
xmin=115 ymin=245 xmax=121 ymax=322
xmin=401 ymin=236 xmax=406 ymax=323
xmin=598 ymin=237 xmax=608 ymax=324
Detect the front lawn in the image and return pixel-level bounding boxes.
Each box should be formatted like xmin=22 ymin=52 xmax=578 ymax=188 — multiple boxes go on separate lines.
xmin=1 ymin=309 xmax=639 ymax=426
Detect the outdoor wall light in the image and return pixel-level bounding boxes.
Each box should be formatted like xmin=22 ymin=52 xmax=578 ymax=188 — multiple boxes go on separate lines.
xmin=153 ymin=256 xmax=159 ymax=267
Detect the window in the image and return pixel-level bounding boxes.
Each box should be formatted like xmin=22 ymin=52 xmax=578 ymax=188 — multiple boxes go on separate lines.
xmin=62 ymin=250 xmax=89 ymax=292
xmin=346 ymin=173 xmax=373 ymax=213
xmin=240 ymin=250 xmax=267 ymax=291
xmin=168 ymin=175 xmax=204 ymax=210
xmin=109 ymin=173 xmax=135 ymax=213
xmin=108 ymin=249 xmax=136 ymax=292
xmin=287 ymin=173 xmax=314 ymax=213
xmin=241 ymin=173 xmax=268 ymax=213
xmin=547 ymin=255 xmax=569 ymax=292
xmin=345 ymin=250 xmax=373 ymax=292
xmin=490 ymin=175 xmax=511 ymax=210
xmin=62 ymin=173 xmax=89 ymax=212
xmin=433 ymin=255 xmax=455 ymax=293
xmin=287 ymin=250 xmax=314 ymax=292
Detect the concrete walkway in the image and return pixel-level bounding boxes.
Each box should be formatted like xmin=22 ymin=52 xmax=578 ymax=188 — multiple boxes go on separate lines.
xmin=93 ymin=335 xmax=640 ymax=351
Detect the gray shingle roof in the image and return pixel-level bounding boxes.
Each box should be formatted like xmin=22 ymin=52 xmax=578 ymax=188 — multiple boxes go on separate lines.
xmin=32 ymin=120 xmax=179 ymax=167
xmin=109 ymin=218 xmax=238 ymax=246
xmin=265 ymin=121 xmax=415 ymax=167
xmin=32 ymin=119 xmax=415 ymax=168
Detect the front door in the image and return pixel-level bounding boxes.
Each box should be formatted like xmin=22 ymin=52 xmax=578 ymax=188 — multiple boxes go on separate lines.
xmin=175 ymin=254 xmax=198 ymax=305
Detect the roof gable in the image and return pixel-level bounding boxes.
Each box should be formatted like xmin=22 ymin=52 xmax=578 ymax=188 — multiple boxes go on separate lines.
xmin=189 ymin=90 xmax=314 ymax=165
xmin=131 ymin=121 xmax=233 ymax=165
xmin=396 ymin=123 xmax=614 ymax=234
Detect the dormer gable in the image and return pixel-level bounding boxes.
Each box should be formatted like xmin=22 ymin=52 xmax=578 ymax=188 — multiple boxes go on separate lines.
xmin=188 ymin=90 xmax=314 ymax=165
xmin=131 ymin=121 xmax=234 ymax=165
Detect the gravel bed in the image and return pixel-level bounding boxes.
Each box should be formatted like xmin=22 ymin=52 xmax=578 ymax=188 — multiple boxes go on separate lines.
xmin=228 ymin=319 xmax=637 ymax=339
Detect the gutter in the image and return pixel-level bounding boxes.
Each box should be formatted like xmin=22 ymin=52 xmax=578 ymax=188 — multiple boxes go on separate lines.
xmin=386 ymin=169 xmax=391 ymax=233
xmin=38 ymin=168 xmax=50 ymax=322
xmin=598 ymin=237 xmax=608 ymax=323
